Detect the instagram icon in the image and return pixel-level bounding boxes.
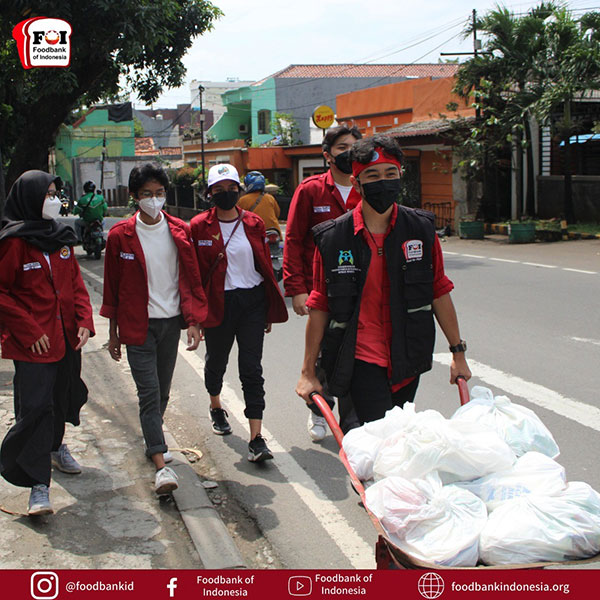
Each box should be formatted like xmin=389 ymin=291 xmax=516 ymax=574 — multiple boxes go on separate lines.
xmin=30 ymin=572 xmax=59 ymax=600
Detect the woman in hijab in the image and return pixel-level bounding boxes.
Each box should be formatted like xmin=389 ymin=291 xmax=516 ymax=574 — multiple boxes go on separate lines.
xmin=0 ymin=170 xmax=95 ymax=516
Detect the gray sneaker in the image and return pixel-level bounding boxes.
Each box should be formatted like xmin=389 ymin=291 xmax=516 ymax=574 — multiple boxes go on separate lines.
xmin=51 ymin=444 xmax=82 ymax=474
xmin=28 ymin=484 xmax=53 ymax=516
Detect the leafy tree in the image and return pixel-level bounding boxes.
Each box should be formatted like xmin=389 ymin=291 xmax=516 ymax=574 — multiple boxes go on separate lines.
xmin=270 ymin=112 xmax=302 ymax=146
xmin=0 ymin=0 xmax=222 ymax=201
xmin=133 ymin=116 xmax=145 ymax=138
xmin=452 ymin=2 xmax=600 ymax=222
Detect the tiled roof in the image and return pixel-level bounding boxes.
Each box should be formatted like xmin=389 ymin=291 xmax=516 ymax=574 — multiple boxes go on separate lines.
xmin=135 ymin=137 xmax=155 ymax=155
xmin=388 ymin=116 xmax=475 ymax=138
xmin=255 ymin=64 xmax=459 ymax=84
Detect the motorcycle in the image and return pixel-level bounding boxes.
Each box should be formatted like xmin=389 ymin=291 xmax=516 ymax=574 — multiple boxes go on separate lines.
xmin=265 ymin=228 xmax=283 ymax=282
xmin=58 ymin=191 xmax=70 ymax=216
xmin=82 ymin=219 xmax=106 ymax=260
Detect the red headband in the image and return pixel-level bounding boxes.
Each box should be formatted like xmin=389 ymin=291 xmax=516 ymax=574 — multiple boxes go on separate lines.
xmin=352 ymin=148 xmax=403 ymax=177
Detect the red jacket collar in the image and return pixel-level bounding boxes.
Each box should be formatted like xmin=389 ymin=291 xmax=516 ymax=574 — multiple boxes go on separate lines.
xmin=353 ymin=201 xmax=398 ymax=236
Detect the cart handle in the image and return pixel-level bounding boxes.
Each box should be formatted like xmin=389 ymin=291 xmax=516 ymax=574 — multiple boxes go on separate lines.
xmin=309 ymin=392 xmax=345 ymax=448
xmin=456 ymin=375 xmax=470 ymax=406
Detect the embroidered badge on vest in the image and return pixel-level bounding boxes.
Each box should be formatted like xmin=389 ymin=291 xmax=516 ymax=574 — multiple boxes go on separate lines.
xmin=314 ymin=206 xmax=331 ymax=213
xmin=119 ymin=251 xmax=135 ymax=260
xmin=197 ymin=240 xmax=213 ymax=246
xmin=403 ymin=239 xmax=423 ymax=262
xmin=59 ymin=246 xmax=71 ymax=259
xmin=338 ymin=250 xmax=354 ymax=265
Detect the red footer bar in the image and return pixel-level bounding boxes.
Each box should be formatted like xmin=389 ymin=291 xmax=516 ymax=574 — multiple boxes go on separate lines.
xmin=2 ymin=568 xmax=598 ymax=599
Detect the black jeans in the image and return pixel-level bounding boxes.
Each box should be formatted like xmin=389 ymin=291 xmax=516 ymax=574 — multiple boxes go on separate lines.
xmin=204 ymin=285 xmax=266 ymax=420
xmin=1 ymin=351 xmax=72 ymax=487
xmin=349 ymin=359 xmax=420 ymax=424
xmin=126 ymin=316 xmax=181 ymax=457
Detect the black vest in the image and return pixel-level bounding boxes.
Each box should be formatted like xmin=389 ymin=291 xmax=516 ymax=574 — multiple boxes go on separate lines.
xmin=313 ymin=206 xmax=436 ymax=397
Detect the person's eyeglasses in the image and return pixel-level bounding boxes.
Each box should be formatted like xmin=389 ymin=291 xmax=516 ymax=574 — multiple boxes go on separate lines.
xmin=139 ymin=190 xmax=166 ymax=199
xmin=45 ymin=191 xmax=57 ymax=199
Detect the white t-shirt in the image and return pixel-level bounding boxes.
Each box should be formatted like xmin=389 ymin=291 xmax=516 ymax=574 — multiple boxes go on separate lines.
xmin=219 ymin=218 xmax=264 ymax=291
xmin=335 ymin=183 xmax=353 ymax=205
xmin=135 ymin=212 xmax=181 ymax=319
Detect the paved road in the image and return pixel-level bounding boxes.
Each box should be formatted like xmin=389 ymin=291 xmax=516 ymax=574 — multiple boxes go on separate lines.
xmin=76 ymin=229 xmax=600 ymax=569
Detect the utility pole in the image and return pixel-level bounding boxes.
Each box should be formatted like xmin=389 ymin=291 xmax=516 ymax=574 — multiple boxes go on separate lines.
xmin=99 ymin=130 xmax=107 ymax=193
xmin=199 ymin=85 xmax=206 ymax=192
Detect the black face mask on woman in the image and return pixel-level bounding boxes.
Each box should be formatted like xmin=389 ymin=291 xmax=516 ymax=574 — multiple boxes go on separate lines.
xmin=212 ymin=190 xmax=239 ymax=210
xmin=361 ymin=178 xmax=402 ymax=214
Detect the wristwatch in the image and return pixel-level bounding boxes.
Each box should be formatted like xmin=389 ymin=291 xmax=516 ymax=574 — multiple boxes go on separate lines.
xmin=449 ymin=340 xmax=467 ymax=353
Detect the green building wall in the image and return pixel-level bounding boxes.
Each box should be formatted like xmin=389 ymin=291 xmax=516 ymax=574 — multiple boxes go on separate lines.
xmin=54 ymin=107 xmax=135 ymax=187
xmin=207 ymin=79 xmax=277 ymax=145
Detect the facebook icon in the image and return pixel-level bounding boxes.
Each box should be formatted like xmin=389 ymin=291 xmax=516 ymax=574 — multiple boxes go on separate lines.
xmin=166 ymin=577 xmax=178 ymax=597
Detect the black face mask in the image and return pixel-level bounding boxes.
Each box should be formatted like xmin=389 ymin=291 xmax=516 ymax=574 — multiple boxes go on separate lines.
xmin=332 ymin=150 xmax=353 ymax=174
xmin=212 ymin=190 xmax=239 ymax=210
xmin=361 ymin=179 xmax=402 ymax=214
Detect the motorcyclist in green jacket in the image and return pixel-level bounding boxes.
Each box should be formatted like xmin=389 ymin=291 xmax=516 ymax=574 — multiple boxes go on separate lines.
xmin=74 ymin=181 xmax=108 ymax=242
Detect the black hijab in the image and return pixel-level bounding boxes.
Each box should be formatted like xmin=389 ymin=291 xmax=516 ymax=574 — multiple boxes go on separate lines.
xmin=0 ymin=170 xmax=77 ymax=253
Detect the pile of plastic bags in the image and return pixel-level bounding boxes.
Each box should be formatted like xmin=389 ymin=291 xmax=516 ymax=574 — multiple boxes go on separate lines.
xmin=344 ymin=386 xmax=600 ymax=566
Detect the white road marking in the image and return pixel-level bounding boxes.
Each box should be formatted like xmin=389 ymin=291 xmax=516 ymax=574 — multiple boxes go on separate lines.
xmin=571 ymin=337 xmax=600 ymax=347
xmin=177 ymin=344 xmax=375 ymax=569
xmin=563 ymin=268 xmax=597 ymax=275
xmin=81 ymin=266 xmax=104 ymax=285
xmin=445 ymin=253 xmax=597 ymax=275
xmin=434 ymin=354 xmax=600 ymax=432
xmin=522 ymin=262 xmax=557 ymax=269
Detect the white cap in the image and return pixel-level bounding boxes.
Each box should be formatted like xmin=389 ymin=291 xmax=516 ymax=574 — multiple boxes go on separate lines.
xmin=207 ymin=163 xmax=240 ymax=188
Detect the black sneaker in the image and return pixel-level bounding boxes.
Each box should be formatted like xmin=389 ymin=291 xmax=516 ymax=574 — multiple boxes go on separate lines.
xmin=210 ymin=407 xmax=232 ymax=435
xmin=248 ymin=434 xmax=273 ymax=463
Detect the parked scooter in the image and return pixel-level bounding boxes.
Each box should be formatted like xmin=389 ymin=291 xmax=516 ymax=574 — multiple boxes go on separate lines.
xmin=82 ymin=219 xmax=106 ymax=260
xmin=265 ymin=228 xmax=283 ymax=282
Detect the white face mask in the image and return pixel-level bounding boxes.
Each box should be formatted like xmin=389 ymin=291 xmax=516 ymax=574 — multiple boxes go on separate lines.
xmin=138 ymin=196 xmax=165 ymax=220
xmin=42 ymin=197 xmax=62 ymax=220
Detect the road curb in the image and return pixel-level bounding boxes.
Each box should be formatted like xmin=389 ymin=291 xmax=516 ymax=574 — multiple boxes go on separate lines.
xmin=164 ymin=431 xmax=246 ymax=570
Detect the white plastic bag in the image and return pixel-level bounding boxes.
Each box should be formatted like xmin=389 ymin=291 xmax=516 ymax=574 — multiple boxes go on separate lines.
xmin=373 ymin=416 xmax=515 ymax=484
xmin=365 ymin=472 xmax=487 ymax=567
xmin=480 ymin=481 xmax=600 ymax=565
xmin=342 ymin=427 xmax=384 ymax=481
xmin=453 ymin=451 xmax=567 ymax=511
xmin=451 ymin=386 xmax=560 ymax=459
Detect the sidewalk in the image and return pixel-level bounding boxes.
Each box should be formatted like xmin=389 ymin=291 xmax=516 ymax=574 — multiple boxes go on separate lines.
xmin=0 ymin=281 xmax=244 ymax=569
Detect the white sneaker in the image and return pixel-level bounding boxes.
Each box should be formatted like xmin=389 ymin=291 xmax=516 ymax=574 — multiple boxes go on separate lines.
xmin=163 ymin=450 xmax=173 ymax=464
xmin=307 ymin=412 xmax=327 ymax=442
xmin=154 ymin=466 xmax=178 ymax=495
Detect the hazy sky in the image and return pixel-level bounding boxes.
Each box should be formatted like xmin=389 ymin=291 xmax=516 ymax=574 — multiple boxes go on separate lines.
xmin=138 ymin=0 xmax=595 ymax=109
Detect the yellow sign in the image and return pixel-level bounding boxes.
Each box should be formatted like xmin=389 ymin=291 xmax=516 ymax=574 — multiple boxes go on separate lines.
xmin=312 ymin=105 xmax=335 ymax=129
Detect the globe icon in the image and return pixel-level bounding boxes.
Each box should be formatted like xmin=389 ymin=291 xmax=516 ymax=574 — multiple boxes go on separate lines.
xmin=418 ymin=572 xmax=445 ymax=599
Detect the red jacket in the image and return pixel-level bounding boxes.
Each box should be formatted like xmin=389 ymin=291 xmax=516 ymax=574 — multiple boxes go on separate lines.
xmin=100 ymin=212 xmax=208 ymax=345
xmin=283 ymin=169 xmax=361 ymax=297
xmin=190 ymin=207 xmax=288 ymax=328
xmin=0 ymin=238 xmax=95 ymax=362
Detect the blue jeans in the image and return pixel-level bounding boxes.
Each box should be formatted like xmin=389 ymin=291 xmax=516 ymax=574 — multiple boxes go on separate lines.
xmin=126 ymin=316 xmax=181 ymax=457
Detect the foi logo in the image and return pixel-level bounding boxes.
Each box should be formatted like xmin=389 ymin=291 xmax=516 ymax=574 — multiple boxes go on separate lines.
xmin=12 ymin=17 xmax=72 ymax=69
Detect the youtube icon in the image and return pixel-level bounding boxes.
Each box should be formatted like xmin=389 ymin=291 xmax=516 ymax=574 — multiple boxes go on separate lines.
xmin=288 ymin=576 xmax=312 ymax=596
